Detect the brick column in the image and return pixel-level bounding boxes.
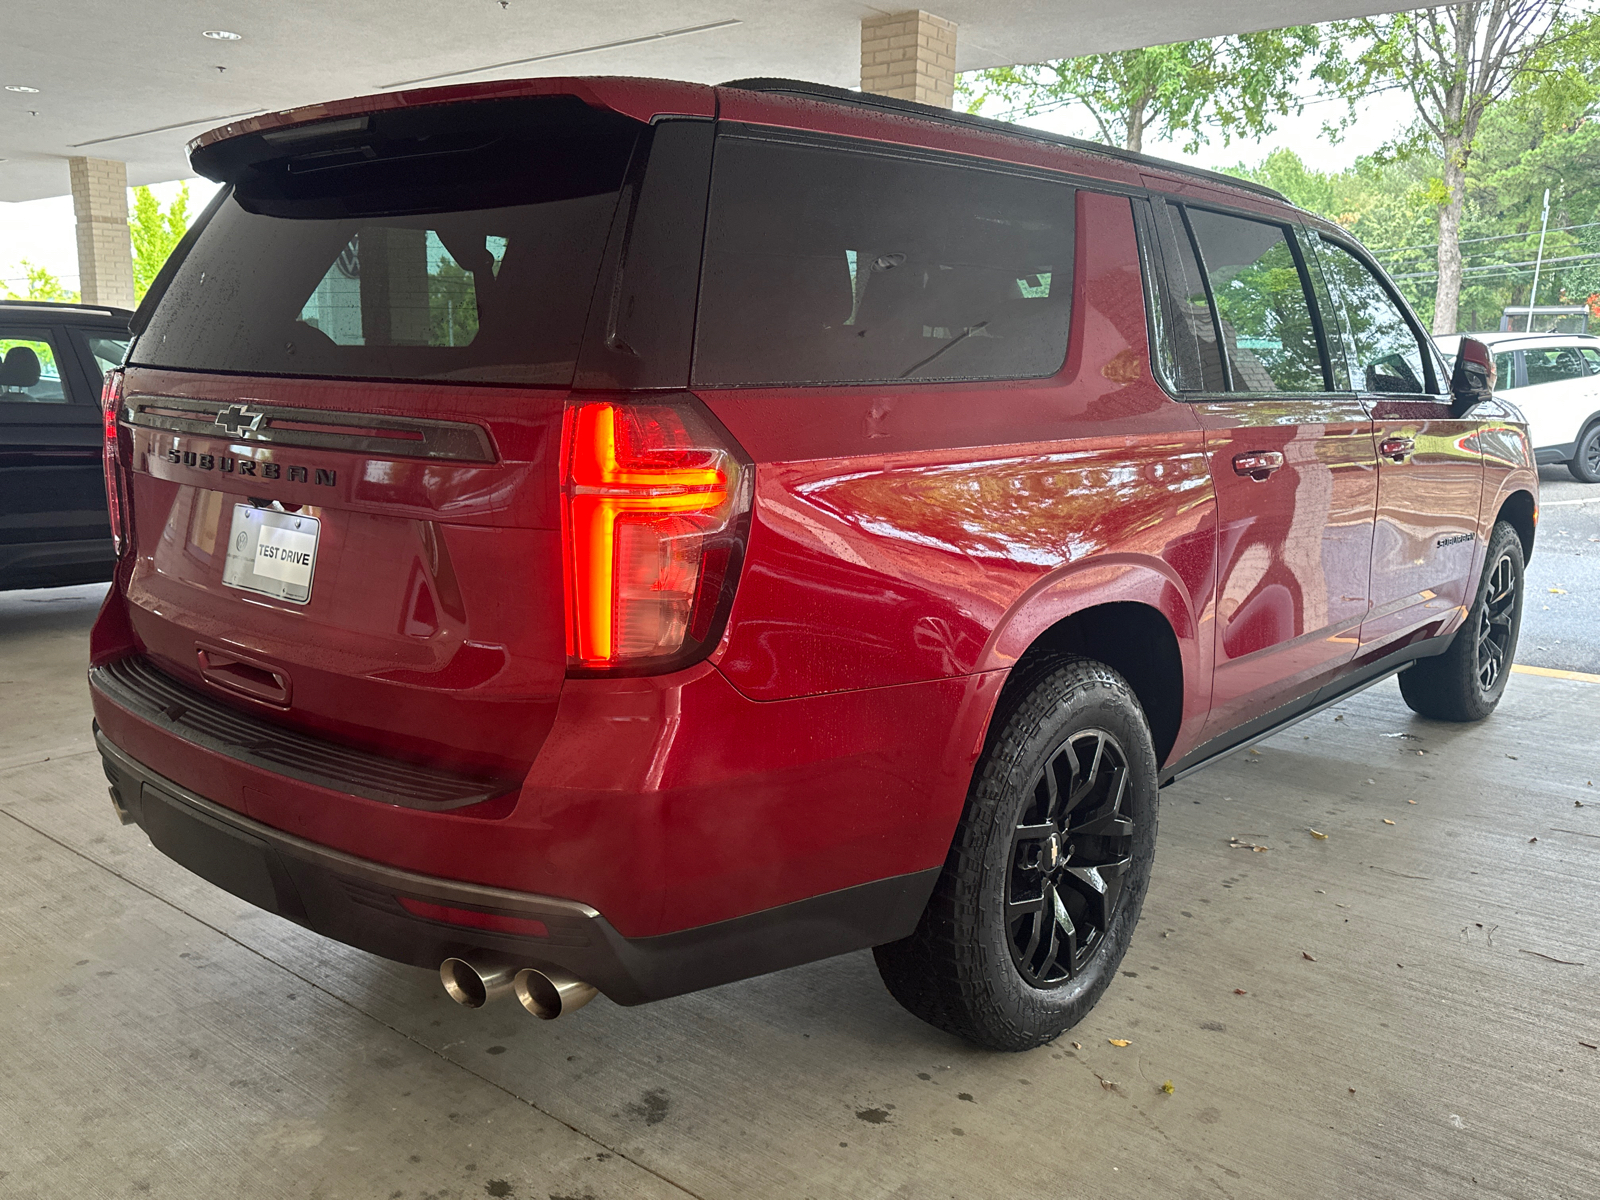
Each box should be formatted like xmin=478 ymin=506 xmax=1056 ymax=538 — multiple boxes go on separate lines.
xmin=68 ymin=157 xmax=136 ymax=310
xmin=860 ymin=10 xmax=958 ymax=109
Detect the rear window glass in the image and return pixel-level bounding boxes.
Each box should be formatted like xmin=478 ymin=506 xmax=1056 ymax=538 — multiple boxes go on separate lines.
xmin=134 ymin=98 xmax=640 ymax=387
xmin=693 ymin=135 xmax=1074 ymax=387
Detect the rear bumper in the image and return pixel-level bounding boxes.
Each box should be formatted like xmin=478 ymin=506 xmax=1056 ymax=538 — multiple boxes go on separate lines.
xmin=97 ymin=727 xmax=938 ymax=1004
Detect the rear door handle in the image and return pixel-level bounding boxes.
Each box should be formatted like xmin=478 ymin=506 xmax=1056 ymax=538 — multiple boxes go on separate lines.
xmin=1380 ymin=436 xmax=1415 ymax=462
xmin=1232 ymin=451 xmax=1285 ymax=482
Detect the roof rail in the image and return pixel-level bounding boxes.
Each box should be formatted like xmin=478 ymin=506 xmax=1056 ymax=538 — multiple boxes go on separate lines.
xmin=1 ymin=298 xmax=134 ymax=319
xmin=717 ymin=78 xmax=1289 ymax=204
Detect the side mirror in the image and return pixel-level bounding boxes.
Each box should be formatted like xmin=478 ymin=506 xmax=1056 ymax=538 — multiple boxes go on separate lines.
xmin=1450 ymin=336 xmax=1495 ymax=416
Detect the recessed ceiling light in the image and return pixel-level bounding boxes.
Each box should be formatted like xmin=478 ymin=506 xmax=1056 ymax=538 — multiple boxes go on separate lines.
xmin=203 ymin=30 xmax=242 ymax=41
xmin=5 ymin=85 xmax=40 ymax=93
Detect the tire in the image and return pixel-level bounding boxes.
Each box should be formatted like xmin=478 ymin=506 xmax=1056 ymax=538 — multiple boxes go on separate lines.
xmin=1398 ymin=520 xmax=1525 ymax=722
xmin=874 ymin=657 xmax=1158 ymax=1051
xmin=1569 ymin=422 xmax=1600 ymax=484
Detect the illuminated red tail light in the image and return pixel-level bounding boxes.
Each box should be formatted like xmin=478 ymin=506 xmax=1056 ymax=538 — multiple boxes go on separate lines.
xmin=561 ymin=397 xmax=750 ymax=672
xmin=100 ymin=368 xmax=128 ymax=556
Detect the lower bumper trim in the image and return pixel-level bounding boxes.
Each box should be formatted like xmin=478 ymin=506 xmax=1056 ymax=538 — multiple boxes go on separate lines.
xmin=97 ymin=727 xmax=939 ymax=1005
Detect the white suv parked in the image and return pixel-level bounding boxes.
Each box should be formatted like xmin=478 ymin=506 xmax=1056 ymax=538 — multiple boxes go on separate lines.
xmin=1437 ymin=331 xmax=1600 ymax=482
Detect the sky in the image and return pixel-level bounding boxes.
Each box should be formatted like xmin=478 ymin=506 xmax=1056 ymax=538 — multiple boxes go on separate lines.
xmin=0 ymin=86 xmax=1413 ymax=297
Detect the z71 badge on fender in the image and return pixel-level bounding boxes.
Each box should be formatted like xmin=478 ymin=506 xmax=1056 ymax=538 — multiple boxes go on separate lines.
xmin=164 ymin=445 xmax=336 ymax=487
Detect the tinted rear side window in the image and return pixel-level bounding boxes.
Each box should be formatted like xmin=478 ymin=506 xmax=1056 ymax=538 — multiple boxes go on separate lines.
xmin=1523 ymin=346 xmax=1588 ymax=386
xmin=1145 ymin=201 xmax=1227 ymax=392
xmin=1185 ymin=209 xmax=1325 ymax=393
xmin=134 ymin=98 xmax=641 ymax=387
xmin=694 ymin=134 xmax=1074 ymax=386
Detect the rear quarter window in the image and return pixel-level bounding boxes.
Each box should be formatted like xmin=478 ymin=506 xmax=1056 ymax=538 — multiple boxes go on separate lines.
xmin=693 ymin=133 xmax=1075 ymax=387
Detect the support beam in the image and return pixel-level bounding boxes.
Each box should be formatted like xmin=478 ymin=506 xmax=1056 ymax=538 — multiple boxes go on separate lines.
xmin=860 ymin=10 xmax=958 ymax=109
xmin=68 ymin=157 xmax=135 ymax=310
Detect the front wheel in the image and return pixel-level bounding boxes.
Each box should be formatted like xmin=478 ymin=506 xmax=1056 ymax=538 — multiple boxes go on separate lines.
xmin=1568 ymin=423 xmax=1600 ymax=484
xmin=1398 ymin=521 xmax=1525 ymax=722
xmin=874 ymin=658 xmax=1158 ymax=1051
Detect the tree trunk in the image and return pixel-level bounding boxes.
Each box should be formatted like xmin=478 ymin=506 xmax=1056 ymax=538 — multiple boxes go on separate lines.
xmin=1124 ymin=105 xmax=1145 ymax=154
xmin=1433 ymin=137 xmax=1468 ymax=336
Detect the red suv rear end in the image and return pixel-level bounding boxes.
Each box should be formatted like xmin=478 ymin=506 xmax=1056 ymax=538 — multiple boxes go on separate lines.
xmin=91 ymin=77 xmax=1537 ymax=1049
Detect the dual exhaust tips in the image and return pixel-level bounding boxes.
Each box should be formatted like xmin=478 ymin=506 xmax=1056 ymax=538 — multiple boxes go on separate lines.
xmin=439 ymin=954 xmax=597 ymax=1020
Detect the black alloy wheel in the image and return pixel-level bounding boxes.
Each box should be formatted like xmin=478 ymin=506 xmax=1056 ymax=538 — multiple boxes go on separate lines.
xmin=874 ymin=657 xmax=1158 ymax=1051
xmin=1399 ymin=520 xmax=1525 ymax=722
xmin=1006 ymin=730 xmax=1134 ymax=987
xmin=1474 ymin=552 xmax=1518 ymax=693
xmin=1570 ymin=423 xmax=1600 ymax=484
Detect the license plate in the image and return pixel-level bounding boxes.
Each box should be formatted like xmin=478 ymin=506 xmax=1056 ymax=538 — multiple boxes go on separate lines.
xmin=222 ymin=505 xmax=320 ymax=604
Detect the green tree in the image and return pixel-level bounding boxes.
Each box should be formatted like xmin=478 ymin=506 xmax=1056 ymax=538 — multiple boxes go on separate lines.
xmin=960 ymin=28 xmax=1339 ymax=154
xmin=1332 ymin=2 xmax=1598 ymax=334
xmin=129 ymin=183 xmax=191 ymax=301
xmin=3 ymin=260 xmax=81 ymax=303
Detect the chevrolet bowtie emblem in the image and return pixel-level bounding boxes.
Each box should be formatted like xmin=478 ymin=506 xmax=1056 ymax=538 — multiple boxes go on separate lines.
xmin=215 ymin=403 xmax=266 ymax=437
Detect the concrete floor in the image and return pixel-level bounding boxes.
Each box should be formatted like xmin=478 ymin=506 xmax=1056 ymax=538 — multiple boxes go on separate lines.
xmin=2 ymin=584 xmax=1598 ymax=1200
xmin=1524 ymin=469 xmax=1600 ymax=674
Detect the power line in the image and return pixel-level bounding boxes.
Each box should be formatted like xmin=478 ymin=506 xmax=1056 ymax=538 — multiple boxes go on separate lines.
xmin=1389 ymin=249 xmax=1600 ymax=281
xmin=1370 ymin=220 xmax=1600 ymax=256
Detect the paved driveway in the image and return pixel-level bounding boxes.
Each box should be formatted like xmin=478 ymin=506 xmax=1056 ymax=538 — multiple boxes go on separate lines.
xmin=1523 ymin=468 xmax=1600 ymax=674
xmin=2 ymin=584 xmax=1597 ymax=1200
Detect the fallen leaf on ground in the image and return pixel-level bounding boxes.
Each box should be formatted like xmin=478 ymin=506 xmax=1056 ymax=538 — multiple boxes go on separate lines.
xmin=1334 ymin=714 xmax=1345 ymax=721
xmin=1108 ymin=1039 xmax=1131 ymax=1047
xmin=1309 ymin=828 xmax=1329 ymax=839
xmin=1529 ymin=837 xmax=1538 ymax=843
xmin=1071 ymin=1041 xmax=1082 ymax=1050
xmin=1348 ymin=1088 xmax=1356 ymax=1094
xmin=1161 ymin=1080 xmax=1175 ymax=1094
xmin=1227 ymin=836 xmax=1268 ymax=852
xmin=1506 ymin=754 xmax=1519 ymax=760
xmin=1408 ymin=799 xmax=1417 ymax=804
xmin=1549 ymin=587 xmax=1567 ymax=594
xmin=1302 ymin=952 xmax=1317 ymax=962
xmin=1249 ymin=748 xmax=1261 ymax=755
xmin=1383 ymin=818 xmax=1396 ymax=825
xmin=1233 ymin=988 xmax=1247 ymax=995
xmin=1095 ymin=1073 xmax=1118 ymax=1092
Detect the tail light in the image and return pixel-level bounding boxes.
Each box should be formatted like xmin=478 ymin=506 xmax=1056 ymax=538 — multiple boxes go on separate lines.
xmin=101 ymin=368 xmax=128 ymax=556
xmin=561 ymin=396 xmax=750 ymax=673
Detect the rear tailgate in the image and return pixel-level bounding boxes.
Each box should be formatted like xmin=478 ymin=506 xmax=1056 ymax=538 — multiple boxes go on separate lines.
xmin=112 ymin=93 xmax=656 ymax=778
xmin=120 ymin=370 xmax=566 ymax=776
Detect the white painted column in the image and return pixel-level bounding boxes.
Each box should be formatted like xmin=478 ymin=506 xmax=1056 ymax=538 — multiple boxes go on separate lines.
xmin=68 ymin=157 xmax=135 ymax=309
xmin=860 ymin=10 xmax=959 ymax=109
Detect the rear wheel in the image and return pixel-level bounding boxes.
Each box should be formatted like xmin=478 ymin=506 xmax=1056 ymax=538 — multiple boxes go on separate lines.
xmin=1398 ymin=521 xmax=1525 ymax=722
xmin=874 ymin=658 xmax=1158 ymax=1051
xmin=1568 ymin=422 xmax=1600 ymax=484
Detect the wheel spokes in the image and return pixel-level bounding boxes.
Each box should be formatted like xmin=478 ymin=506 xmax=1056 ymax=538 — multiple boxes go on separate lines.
xmin=1004 ymin=726 xmax=1137 ymax=988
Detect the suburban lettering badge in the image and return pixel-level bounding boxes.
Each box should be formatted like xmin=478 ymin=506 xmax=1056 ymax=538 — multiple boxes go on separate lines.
xmin=165 ymin=444 xmax=336 ymax=487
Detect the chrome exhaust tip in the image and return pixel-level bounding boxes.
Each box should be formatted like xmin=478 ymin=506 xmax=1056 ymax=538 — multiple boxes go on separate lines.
xmin=439 ymin=954 xmax=519 ymax=1008
xmin=513 ymin=966 xmax=598 ymax=1020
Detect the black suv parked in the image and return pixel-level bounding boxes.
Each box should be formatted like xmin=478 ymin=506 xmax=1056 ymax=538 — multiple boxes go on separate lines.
xmin=1 ymin=300 xmax=131 ymax=589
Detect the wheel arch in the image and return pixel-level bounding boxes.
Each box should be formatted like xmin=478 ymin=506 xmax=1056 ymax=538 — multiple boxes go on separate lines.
xmin=979 ymin=559 xmax=1201 ymax=769
xmin=1495 ymin=488 xmax=1537 ymax=563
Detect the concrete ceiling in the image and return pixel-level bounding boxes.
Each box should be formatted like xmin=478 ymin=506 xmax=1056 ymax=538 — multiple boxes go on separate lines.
xmin=3 ymin=1 xmax=1416 ymax=202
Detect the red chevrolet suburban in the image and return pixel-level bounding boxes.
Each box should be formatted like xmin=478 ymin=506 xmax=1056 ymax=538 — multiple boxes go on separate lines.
xmin=90 ymin=77 xmax=1536 ymax=1050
